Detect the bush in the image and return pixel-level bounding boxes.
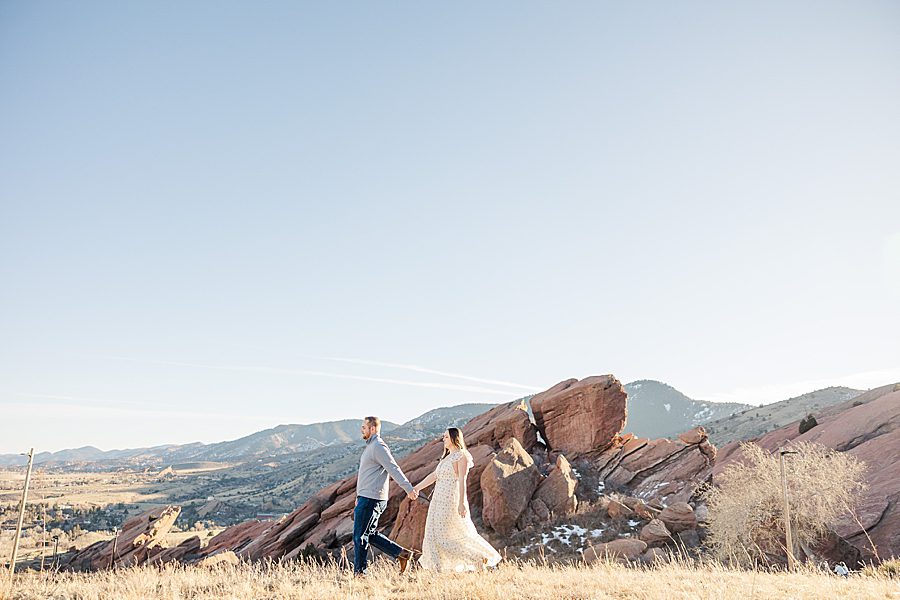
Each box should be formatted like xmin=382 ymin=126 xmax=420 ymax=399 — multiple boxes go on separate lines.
xmin=799 ymin=414 xmax=818 ymax=435
xmin=704 ymin=442 xmax=866 ymax=567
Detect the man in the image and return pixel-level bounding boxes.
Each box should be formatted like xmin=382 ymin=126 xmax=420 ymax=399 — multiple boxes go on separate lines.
xmin=353 ymin=416 xmax=419 ymax=576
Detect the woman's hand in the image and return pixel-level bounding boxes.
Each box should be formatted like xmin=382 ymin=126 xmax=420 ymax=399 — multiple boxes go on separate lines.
xmin=458 ymin=503 xmax=468 ymax=519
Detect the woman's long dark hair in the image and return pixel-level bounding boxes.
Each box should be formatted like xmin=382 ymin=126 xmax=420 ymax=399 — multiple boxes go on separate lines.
xmin=440 ymin=427 xmax=467 ymax=460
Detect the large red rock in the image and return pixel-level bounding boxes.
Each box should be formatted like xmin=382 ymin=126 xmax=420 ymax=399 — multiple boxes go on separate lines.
xmin=480 ymin=437 xmax=541 ymax=535
xmin=531 ymin=453 xmax=578 ymax=517
xmin=583 ymin=539 xmax=647 ymax=563
xmin=658 ymin=502 xmax=697 ymax=533
xmin=531 ymin=376 xmax=627 ymax=455
xmin=389 ymin=496 xmax=431 ymax=552
xmin=640 ymin=519 xmax=671 ymax=547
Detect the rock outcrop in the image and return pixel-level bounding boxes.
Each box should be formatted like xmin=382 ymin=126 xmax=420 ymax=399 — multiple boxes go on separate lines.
xmin=65 ymin=506 xmax=181 ymax=571
xmin=531 ymin=375 xmax=627 ymax=455
xmin=640 ymin=519 xmax=672 ymax=547
xmin=53 ymin=374 xmax=734 ymax=571
xmin=480 ymin=438 xmax=542 ymax=535
xmin=589 ymin=427 xmax=716 ymax=506
xmin=180 ymin=377 xmax=631 ymax=563
xmin=583 ymin=539 xmax=648 ymax=563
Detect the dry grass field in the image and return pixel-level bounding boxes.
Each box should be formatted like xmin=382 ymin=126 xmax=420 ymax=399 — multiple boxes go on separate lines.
xmin=4 ymin=558 xmax=899 ymax=600
xmin=0 ymin=465 xmax=232 ymax=511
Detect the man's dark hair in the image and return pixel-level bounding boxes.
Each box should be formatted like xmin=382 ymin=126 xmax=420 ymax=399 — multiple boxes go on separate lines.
xmin=365 ymin=416 xmax=381 ymax=430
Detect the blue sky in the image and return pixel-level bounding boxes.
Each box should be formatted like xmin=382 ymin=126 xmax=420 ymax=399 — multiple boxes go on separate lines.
xmin=2 ymin=1 xmax=899 ymax=453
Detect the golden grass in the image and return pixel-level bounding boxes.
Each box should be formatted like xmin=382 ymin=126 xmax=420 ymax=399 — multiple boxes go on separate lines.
xmin=5 ymin=558 xmax=899 ymax=600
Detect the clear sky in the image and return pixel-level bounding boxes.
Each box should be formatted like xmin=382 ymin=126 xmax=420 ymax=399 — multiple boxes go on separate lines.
xmin=2 ymin=1 xmax=898 ymax=454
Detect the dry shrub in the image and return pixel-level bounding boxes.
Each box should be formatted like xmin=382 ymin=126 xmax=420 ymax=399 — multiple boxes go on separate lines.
xmin=703 ymin=441 xmax=866 ymax=567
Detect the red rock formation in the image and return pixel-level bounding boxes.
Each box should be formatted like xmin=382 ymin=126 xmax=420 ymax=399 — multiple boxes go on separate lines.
xmin=194 ymin=399 xmax=541 ymax=563
xmin=148 ymin=535 xmax=201 ymax=565
xmin=65 ymin=506 xmax=181 ymax=571
xmin=531 ymin=454 xmax=578 ymax=517
xmin=658 ymin=502 xmax=697 ymax=533
xmin=65 ymin=374 xmax=729 ymax=570
xmin=480 ymin=438 xmax=542 ymax=535
xmin=584 ymin=539 xmax=648 ymax=563
xmin=531 ymin=375 xmax=627 ymax=455
xmin=639 ymin=519 xmax=672 ymax=547
xmin=591 ymin=427 xmax=715 ymax=505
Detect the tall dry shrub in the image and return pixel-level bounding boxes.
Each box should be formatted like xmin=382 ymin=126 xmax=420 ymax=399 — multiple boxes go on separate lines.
xmin=704 ymin=441 xmax=866 ymax=566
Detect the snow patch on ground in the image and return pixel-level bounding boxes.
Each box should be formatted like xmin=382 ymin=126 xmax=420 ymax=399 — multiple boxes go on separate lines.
xmin=520 ymin=523 xmax=605 ymax=554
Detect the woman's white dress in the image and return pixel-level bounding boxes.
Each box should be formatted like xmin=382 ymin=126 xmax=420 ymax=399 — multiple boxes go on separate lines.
xmin=418 ymin=449 xmax=503 ymax=572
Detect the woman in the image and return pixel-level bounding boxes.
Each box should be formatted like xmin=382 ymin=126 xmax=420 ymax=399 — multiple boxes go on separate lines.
xmin=412 ymin=427 xmax=503 ymax=572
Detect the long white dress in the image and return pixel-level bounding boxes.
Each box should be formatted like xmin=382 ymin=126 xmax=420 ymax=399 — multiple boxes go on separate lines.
xmin=418 ymin=449 xmax=503 ymax=572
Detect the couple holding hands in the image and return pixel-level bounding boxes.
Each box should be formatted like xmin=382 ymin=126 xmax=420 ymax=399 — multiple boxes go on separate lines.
xmin=352 ymin=416 xmax=502 ymax=576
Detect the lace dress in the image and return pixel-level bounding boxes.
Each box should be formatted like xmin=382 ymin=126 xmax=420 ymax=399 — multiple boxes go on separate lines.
xmin=418 ymin=449 xmax=503 ymax=572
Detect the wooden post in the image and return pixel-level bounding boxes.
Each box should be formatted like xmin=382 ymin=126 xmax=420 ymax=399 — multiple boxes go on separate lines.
xmin=780 ymin=450 xmax=796 ymax=570
xmin=8 ymin=448 xmax=35 ymax=579
xmin=40 ymin=504 xmax=46 ymax=572
xmin=109 ymin=528 xmax=119 ymax=569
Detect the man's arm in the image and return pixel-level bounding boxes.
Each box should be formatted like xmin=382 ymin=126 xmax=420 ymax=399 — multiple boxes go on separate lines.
xmin=373 ymin=440 xmax=416 ymax=495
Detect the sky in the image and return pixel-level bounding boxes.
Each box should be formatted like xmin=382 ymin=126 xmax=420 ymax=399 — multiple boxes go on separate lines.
xmin=1 ymin=1 xmax=899 ymax=454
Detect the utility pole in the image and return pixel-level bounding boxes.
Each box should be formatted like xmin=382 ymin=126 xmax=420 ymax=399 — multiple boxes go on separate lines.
xmin=9 ymin=448 xmax=35 ymax=580
xmin=780 ymin=449 xmax=798 ymax=570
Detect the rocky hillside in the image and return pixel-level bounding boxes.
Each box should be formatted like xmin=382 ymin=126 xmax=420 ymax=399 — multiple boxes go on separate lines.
xmin=50 ymin=375 xmax=900 ymax=572
xmin=715 ymin=382 xmax=900 ymax=563
xmin=55 ymin=375 xmax=724 ymax=571
xmin=624 ymin=380 xmax=750 ymax=439
xmin=704 ymin=386 xmax=863 ymax=446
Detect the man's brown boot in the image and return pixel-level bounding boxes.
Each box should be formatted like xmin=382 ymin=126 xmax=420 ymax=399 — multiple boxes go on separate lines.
xmin=397 ymin=548 xmax=419 ymax=575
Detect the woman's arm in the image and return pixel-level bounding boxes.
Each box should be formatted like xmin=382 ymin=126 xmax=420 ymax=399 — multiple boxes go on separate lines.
xmin=455 ymin=456 xmax=470 ymax=518
xmin=414 ymin=470 xmax=437 ymax=493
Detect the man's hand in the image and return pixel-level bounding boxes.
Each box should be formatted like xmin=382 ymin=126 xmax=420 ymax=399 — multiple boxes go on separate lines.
xmin=407 ymin=489 xmax=419 ymax=501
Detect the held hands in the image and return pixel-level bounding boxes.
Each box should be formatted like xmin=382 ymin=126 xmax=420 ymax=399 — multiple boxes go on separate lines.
xmin=407 ymin=489 xmax=419 ymax=501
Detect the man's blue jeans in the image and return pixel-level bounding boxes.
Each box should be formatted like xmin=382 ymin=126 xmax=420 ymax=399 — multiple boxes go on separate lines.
xmin=353 ymin=496 xmax=404 ymax=574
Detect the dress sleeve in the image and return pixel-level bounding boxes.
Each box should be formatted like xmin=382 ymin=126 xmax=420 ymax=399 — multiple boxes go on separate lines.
xmin=451 ymin=450 xmax=474 ymax=469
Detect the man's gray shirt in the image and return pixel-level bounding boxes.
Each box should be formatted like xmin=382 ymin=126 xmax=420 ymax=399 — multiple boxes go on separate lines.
xmin=357 ymin=433 xmax=414 ymax=500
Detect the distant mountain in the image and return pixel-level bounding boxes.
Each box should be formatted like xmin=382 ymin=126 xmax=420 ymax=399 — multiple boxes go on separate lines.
xmin=703 ymin=386 xmax=863 ymax=446
xmin=0 ymin=420 xmax=399 ymax=468
xmin=386 ymin=403 xmax=497 ymax=441
xmin=0 ymin=403 xmax=499 ymax=470
xmin=188 ymin=420 xmax=400 ymax=461
xmin=624 ymin=380 xmax=751 ymax=439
